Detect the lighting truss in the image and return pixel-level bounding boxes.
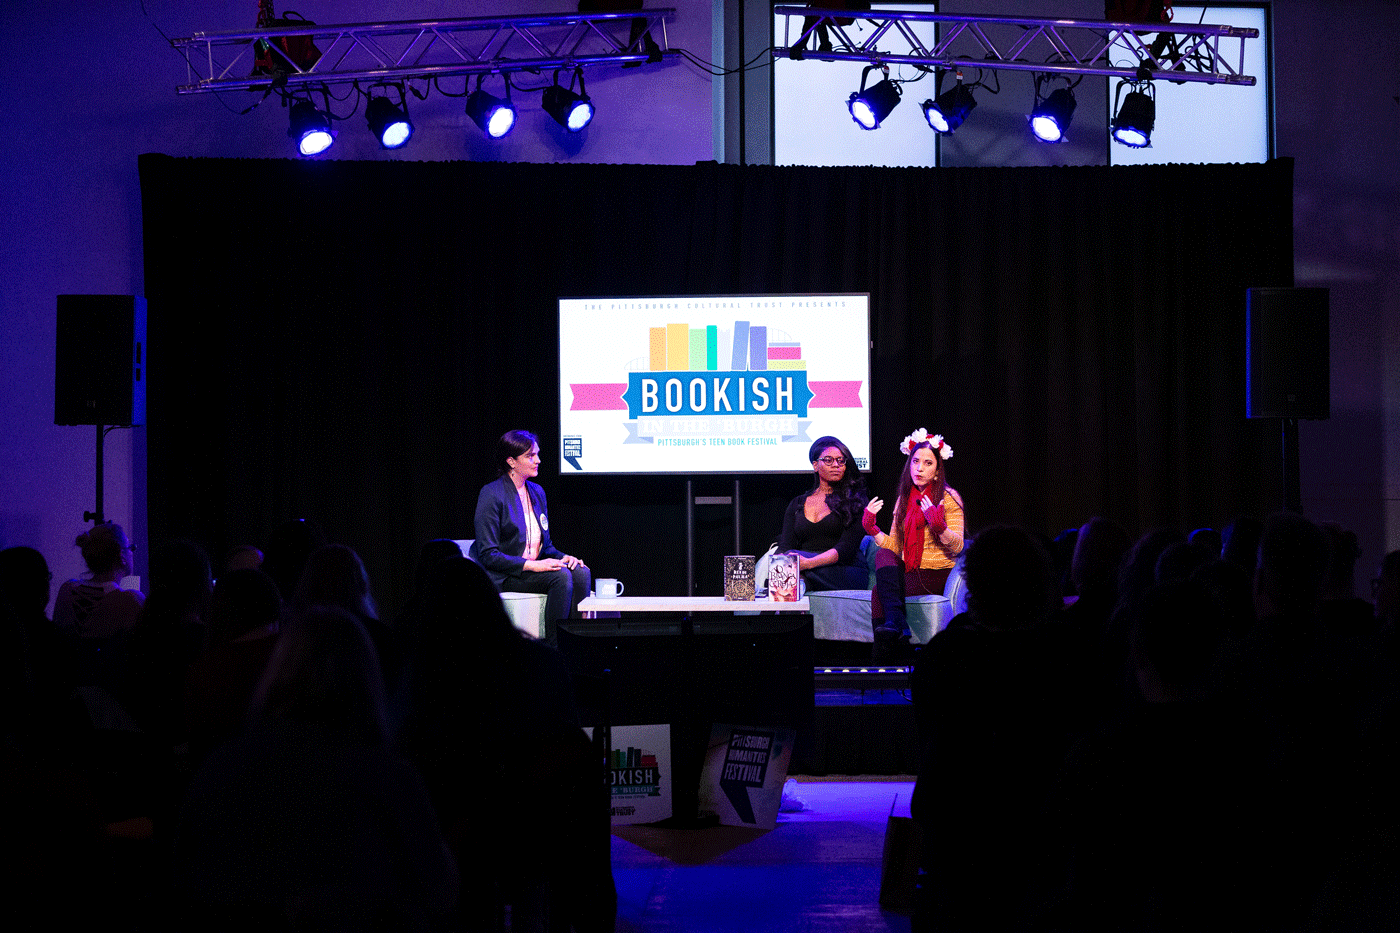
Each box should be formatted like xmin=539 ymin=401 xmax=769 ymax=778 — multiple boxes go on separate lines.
xmin=773 ymin=6 xmax=1258 ymax=87
xmin=173 ymin=9 xmax=675 ymax=94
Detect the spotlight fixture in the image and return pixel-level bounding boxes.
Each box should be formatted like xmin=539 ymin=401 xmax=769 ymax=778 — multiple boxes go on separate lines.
xmin=1111 ymin=80 xmax=1156 ymax=148
xmin=543 ymin=70 xmax=594 ymax=132
xmin=465 ymin=78 xmax=517 ymax=139
xmin=922 ymin=82 xmax=977 ymax=135
xmin=288 ymin=98 xmax=334 ymax=156
xmin=847 ymin=66 xmax=901 ymax=131
xmin=365 ymin=92 xmax=413 ymax=149
xmin=1029 ymin=85 xmax=1076 ymax=143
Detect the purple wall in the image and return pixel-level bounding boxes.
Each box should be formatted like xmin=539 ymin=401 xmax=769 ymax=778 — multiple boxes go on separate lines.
xmin=0 ymin=0 xmax=716 ymax=593
xmin=2 ymin=1 xmax=1395 ymax=603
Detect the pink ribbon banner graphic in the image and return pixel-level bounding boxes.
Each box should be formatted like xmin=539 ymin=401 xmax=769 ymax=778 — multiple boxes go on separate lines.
xmin=806 ymin=381 xmax=863 ymax=408
xmin=570 ymin=384 xmax=628 ymax=410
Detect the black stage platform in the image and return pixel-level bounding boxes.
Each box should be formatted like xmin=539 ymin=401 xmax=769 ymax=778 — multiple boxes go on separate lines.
xmin=809 ymin=666 xmax=918 ymax=776
xmin=559 ymin=615 xmax=919 ymax=782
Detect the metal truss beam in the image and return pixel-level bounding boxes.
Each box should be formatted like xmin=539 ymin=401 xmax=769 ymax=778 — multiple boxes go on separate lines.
xmin=173 ymin=9 xmax=675 ymax=94
xmin=773 ymin=6 xmax=1257 ymax=86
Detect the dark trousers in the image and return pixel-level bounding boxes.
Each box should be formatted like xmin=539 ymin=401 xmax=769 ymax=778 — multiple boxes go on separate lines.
xmin=500 ymin=564 xmax=592 ymax=645
xmin=871 ymin=548 xmax=950 ymax=635
xmin=794 ymin=554 xmax=870 ymax=593
xmin=795 ymin=546 xmax=868 ymax=588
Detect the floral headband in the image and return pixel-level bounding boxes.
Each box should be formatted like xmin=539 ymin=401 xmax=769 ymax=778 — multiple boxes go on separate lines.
xmin=899 ymin=428 xmax=954 ymax=460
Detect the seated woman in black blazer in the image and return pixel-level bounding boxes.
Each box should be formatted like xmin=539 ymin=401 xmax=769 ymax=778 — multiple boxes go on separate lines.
xmin=472 ymin=430 xmax=590 ymax=645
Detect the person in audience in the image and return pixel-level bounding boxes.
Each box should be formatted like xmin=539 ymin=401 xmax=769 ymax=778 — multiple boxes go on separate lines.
xmin=1190 ymin=556 xmax=1255 ymax=638
xmin=4 ymin=551 xmax=114 ymax=926
xmin=1188 ymin=525 xmax=1223 ymax=558
xmin=1153 ymin=538 xmax=1213 ymax=584
xmin=1220 ymin=515 xmax=1263 ymax=572
xmin=775 ymin=435 xmax=870 ymax=592
xmin=1055 ymin=516 xmax=1132 ymax=714
xmin=259 ymin=518 xmax=326 ymax=602
xmin=392 ymin=539 xmax=466 ymax=641
xmin=386 ymin=538 xmax=468 ymax=731
xmin=1102 ymin=527 xmax=1183 ymax=704
xmin=123 ymin=539 xmax=213 ymax=743
xmin=1250 ymin=511 xmax=1329 ymax=626
xmin=1220 ymin=511 xmax=1359 ymax=927
xmin=1116 ymin=528 xmax=1183 ymax=612
xmin=1318 ymin=521 xmax=1375 ymax=639
xmin=909 ymin=525 xmax=1075 ymax=933
xmin=1050 ymin=526 xmax=1079 ymax=599
xmin=862 ymin=429 xmax=964 ymax=650
xmin=0 ymin=545 xmax=53 ymax=617
xmin=1044 ymin=579 xmax=1267 ymax=932
xmin=1376 ymin=549 xmax=1400 ymax=632
xmin=222 ymin=545 xmax=264 ymax=575
xmin=472 ymin=429 xmax=590 ymax=646
xmin=1065 ymin=517 xmax=1131 ymax=624
xmin=0 ymin=545 xmax=69 ymax=720
xmin=43 ymin=529 xmax=171 ymax=860
xmin=52 ymin=522 xmax=144 ymax=639
xmin=175 ymin=606 xmax=457 ymax=929
xmin=399 ymin=556 xmax=612 ymax=931
xmin=184 ymin=568 xmax=284 ymax=764
xmin=293 ymin=544 xmax=400 ymax=691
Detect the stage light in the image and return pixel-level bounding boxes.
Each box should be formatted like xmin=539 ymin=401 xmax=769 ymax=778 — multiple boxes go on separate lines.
xmin=288 ymin=99 xmax=334 ymax=156
xmin=1029 ymin=86 xmax=1076 ymax=143
xmin=543 ymin=71 xmax=594 ymax=132
xmin=921 ymin=82 xmax=977 ymax=135
xmin=847 ymin=67 xmax=901 ymax=130
xmin=466 ymin=82 xmax=517 ymax=139
xmin=1111 ymin=80 xmax=1155 ymax=148
xmin=365 ymin=94 xmax=413 ymax=149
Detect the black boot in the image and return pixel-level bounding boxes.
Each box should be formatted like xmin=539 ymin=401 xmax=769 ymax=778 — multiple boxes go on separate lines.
xmin=874 ymin=560 xmax=906 ymax=631
xmin=873 ymin=558 xmax=909 ymax=657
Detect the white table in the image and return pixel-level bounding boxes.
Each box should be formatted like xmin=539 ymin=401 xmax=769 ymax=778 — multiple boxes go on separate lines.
xmin=579 ymin=595 xmax=810 ymax=614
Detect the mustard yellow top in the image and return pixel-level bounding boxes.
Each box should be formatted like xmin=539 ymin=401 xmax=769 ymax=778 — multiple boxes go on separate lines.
xmin=879 ymin=486 xmax=965 ymax=571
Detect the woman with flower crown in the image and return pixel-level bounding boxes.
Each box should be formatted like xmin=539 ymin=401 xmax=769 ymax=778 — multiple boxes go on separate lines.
xmin=862 ymin=429 xmax=965 ymax=648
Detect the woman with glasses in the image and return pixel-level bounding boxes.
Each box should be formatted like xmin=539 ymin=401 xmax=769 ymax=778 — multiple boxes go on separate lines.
xmin=775 ymin=436 xmax=870 ymax=592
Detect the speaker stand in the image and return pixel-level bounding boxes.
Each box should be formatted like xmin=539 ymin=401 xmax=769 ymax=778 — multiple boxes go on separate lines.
xmin=83 ymin=424 xmax=122 ymax=525
xmin=1281 ymin=417 xmax=1301 ymax=513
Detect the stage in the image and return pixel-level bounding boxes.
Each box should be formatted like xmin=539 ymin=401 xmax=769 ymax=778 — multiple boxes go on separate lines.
xmin=562 ymin=608 xmax=919 ymax=784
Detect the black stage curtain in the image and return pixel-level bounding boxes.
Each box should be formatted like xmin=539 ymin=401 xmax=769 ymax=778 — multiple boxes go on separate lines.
xmin=139 ymin=154 xmax=1293 ymax=611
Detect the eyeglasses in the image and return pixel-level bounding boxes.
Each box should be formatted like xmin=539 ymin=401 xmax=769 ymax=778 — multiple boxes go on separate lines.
xmin=817 ymin=457 xmax=846 ymax=466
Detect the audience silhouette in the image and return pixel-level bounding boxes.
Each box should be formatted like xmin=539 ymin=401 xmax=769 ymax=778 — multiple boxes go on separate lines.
xmin=398 ymin=555 xmax=613 ymax=932
xmin=5 ymin=505 xmax=1395 ymax=931
xmin=175 ymin=605 xmax=458 ymax=930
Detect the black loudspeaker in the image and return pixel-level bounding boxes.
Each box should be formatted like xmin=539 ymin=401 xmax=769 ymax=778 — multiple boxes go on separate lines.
xmin=1246 ymin=287 xmax=1329 ymax=420
xmin=54 ymin=295 xmax=147 ymax=426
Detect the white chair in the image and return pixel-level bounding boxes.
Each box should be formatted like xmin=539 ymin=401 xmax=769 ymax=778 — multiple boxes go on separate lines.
xmin=772 ymin=537 xmax=893 ymax=643
xmin=803 ymin=539 xmax=967 ymax=645
xmin=910 ymin=551 xmax=967 ymax=642
xmin=454 ymin=539 xmax=549 ymax=639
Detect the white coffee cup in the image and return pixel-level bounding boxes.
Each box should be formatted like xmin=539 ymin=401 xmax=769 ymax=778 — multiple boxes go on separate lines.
xmin=595 ymin=578 xmax=625 ymax=598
